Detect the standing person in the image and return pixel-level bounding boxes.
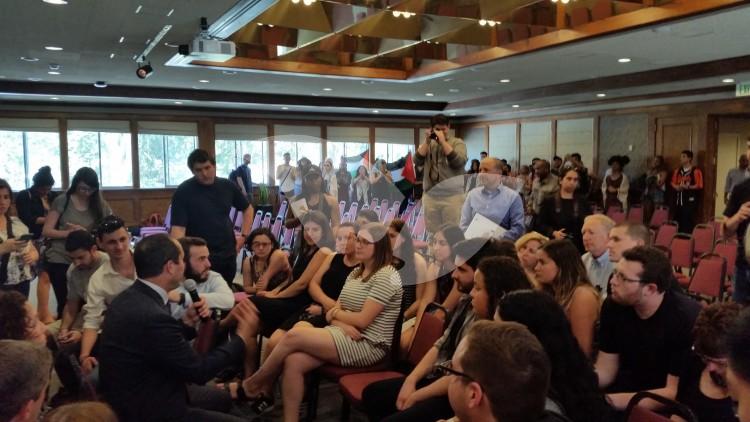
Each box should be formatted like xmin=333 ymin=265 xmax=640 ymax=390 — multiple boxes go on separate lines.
xmin=602 ymin=155 xmax=630 ymax=211
xmin=42 ymin=167 xmax=111 ymax=319
xmin=98 ymin=234 xmax=256 ymax=422
xmin=464 ymin=159 xmax=480 ymax=193
xmin=322 ymin=158 xmax=338 ymax=200
xmin=0 ymin=179 xmax=39 ymax=298
xmin=294 ymin=157 xmax=312 ymax=197
xmin=726 ymin=154 xmax=750 ymax=204
xmin=671 ymin=150 xmax=703 ymax=233
xmin=15 ymin=166 xmax=55 ymax=240
xmin=415 ymin=114 xmax=468 ymax=235
xmin=276 ymin=152 xmax=296 ymax=199
xmin=723 ymin=177 xmax=750 ymax=304
xmin=336 ymin=156 xmax=352 ymax=204
xmin=644 ymin=156 xmax=669 ymax=223
xmin=351 ymin=165 xmax=371 ymax=204
xmin=535 ymin=169 xmax=591 ymax=253
xmin=284 ymin=165 xmax=340 ymax=230
xmin=232 ymin=153 xmax=253 ymax=202
xmin=570 ymin=153 xmax=591 ymax=198
xmin=479 ymin=151 xmax=488 ymax=160
xmin=370 ymin=159 xmax=393 ymax=203
xmin=551 ymin=156 xmax=563 ymax=176
xmin=170 ymin=149 xmax=253 ymax=285
xmin=529 ymin=160 xmax=559 ymax=216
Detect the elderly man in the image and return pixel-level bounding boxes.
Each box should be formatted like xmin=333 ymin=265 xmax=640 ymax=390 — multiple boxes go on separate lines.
xmin=460 ymin=157 xmax=525 ymax=240
xmin=581 ymin=214 xmax=616 ymax=295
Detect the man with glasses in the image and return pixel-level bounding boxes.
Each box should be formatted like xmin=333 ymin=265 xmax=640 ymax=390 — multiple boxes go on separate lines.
xmin=595 ymin=246 xmax=700 ymax=411
xmin=415 ymin=113 xmax=467 ymax=235
xmin=79 ymin=215 xmax=137 ymax=375
xmin=444 ymin=321 xmax=550 ymax=422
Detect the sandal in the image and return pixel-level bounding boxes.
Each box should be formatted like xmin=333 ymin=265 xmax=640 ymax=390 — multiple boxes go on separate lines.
xmin=216 ymin=381 xmax=254 ymax=403
xmin=250 ymin=394 xmax=275 ymax=415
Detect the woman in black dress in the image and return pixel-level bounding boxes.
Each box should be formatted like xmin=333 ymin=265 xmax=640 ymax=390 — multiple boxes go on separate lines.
xmin=535 ymin=168 xmax=591 ymax=253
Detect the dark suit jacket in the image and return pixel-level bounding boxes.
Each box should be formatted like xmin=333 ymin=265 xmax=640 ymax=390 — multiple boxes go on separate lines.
xmin=99 ymin=280 xmax=245 ymax=422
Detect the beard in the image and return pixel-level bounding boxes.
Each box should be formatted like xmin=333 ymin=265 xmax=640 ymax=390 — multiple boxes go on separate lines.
xmin=455 ymin=278 xmax=473 ymax=294
xmin=185 ymin=265 xmax=209 ymax=283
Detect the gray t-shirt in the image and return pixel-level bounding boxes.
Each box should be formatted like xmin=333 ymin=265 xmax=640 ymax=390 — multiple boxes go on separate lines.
xmin=45 ymin=195 xmax=111 ymax=264
xmin=66 ymin=251 xmax=109 ymax=301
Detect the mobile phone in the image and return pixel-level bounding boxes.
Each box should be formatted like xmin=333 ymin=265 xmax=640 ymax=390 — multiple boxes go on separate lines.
xmin=19 ymin=234 xmax=34 ymax=241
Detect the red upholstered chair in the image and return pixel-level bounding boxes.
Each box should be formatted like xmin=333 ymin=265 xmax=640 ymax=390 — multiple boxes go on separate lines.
xmin=653 ymin=221 xmax=678 ymax=251
xmin=610 ymin=210 xmax=626 ymax=225
xmin=624 ymin=391 xmax=697 ymax=422
xmin=714 ymin=239 xmax=738 ymax=297
xmin=687 ymin=254 xmax=727 ymax=303
xmin=691 ymin=224 xmax=715 ymax=264
xmin=627 ymin=204 xmax=644 ymax=224
xmin=649 ymin=206 xmax=670 ymax=229
xmin=338 ymin=310 xmax=446 ymax=414
xmin=669 ymin=234 xmax=693 ymax=288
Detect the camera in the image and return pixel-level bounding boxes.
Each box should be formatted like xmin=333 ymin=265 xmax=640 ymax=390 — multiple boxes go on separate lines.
xmin=429 ymin=131 xmax=439 ymax=141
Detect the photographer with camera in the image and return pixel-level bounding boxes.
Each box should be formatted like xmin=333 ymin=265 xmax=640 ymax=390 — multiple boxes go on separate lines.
xmin=534 ymin=168 xmax=591 ymax=253
xmin=415 ymin=114 xmax=467 ymax=235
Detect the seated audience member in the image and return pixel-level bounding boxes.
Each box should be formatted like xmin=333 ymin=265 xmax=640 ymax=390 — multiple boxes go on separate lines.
xmin=98 ymin=234 xmax=257 ymax=422
xmin=607 ymin=222 xmax=650 ymax=264
xmin=239 ymin=223 xmax=403 ymax=421
xmin=727 ymin=308 xmax=750 ymax=422
xmin=515 ymin=231 xmax=549 ymax=289
xmin=241 ymin=227 xmax=291 ymax=295
xmin=223 ymin=211 xmax=334 ymax=377
xmin=43 ymin=401 xmax=118 ymax=422
xmin=355 ymin=209 xmax=380 ymax=227
xmin=535 ymin=239 xmax=599 ymax=357
xmin=0 ymin=340 xmax=53 ymax=422
xmin=676 ymin=302 xmax=741 ymax=422
xmin=0 ymin=290 xmax=48 ymax=344
xmin=56 ymin=230 xmax=109 ymax=346
xmin=535 ymin=168 xmax=591 ymax=253
xmin=79 ymin=215 xmax=136 ymax=375
xmin=170 ymin=237 xmax=235 ymax=319
xmin=361 ymin=238 xmax=519 ymax=422
xmin=596 ymin=246 xmax=701 ymax=410
xmin=0 ymin=178 xmax=40 ymax=298
xmin=285 ymin=165 xmax=340 ymax=230
xmin=459 ymin=157 xmax=525 ymax=241
xmin=581 ymin=214 xmax=615 ymax=296
xmin=388 ymin=219 xmax=427 ymax=320
xmin=444 ymin=321 xmax=550 ymax=422
xmin=497 ymin=290 xmax=612 ymax=422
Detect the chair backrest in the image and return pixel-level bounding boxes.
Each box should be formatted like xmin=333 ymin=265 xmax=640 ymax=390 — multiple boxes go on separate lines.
xmin=261 ymin=212 xmax=272 ymax=229
xmin=625 ymin=391 xmax=697 ymax=422
xmin=406 ymin=311 xmax=445 ymax=366
xmin=392 ymin=200 xmax=401 ymax=214
xmin=281 ymin=227 xmax=295 ymax=249
xmin=348 ymin=202 xmax=359 ymax=221
xmin=714 ymin=239 xmax=738 ymax=277
xmin=710 ymin=219 xmax=723 ymax=239
xmin=270 ymin=216 xmax=283 ymax=239
xmin=251 ymin=210 xmax=263 ymax=231
xmin=164 ymin=204 xmax=173 ymax=229
xmin=379 ymin=199 xmax=389 ymax=219
xmin=339 ymin=201 xmax=346 ymax=219
xmin=412 ymin=209 xmax=426 ymax=241
xmin=278 ymin=200 xmax=289 ymax=221
xmin=627 ymin=205 xmax=644 ymax=224
xmin=342 ymin=211 xmax=350 ymax=223
xmin=140 ymin=226 xmax=168 ymax=238
xmin=692 ymin=224 xmax=715 ymax=257
xmin=649 ymin=206 xmax=670 ymax=228
xmin=383 ymin=207 xmax=397 ymax=225
xmin=369 ymin=198 xmax=379 ymax=211
xmin=669 ymin=234 xmax=694 ymax=270
xmin=654 ymin=222 xmax=678 ymax=249
xmin=688 ymin=254 xmax=727 ymax=300
xmin=610 ymin=210 xmax=626 ymax=225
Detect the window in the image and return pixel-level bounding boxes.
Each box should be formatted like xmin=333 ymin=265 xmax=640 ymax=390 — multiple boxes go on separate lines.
xmin=68 ymin=121 xmax=132 ymax=188
xmin=0 ymin=119 xmax=61 ymax=190
xmin=137 ymin=122 xmax=197 ymax=188
xmin=215 ymin=123 xmax=269 ymax=184
xmin=326 ymin=127 xmax=369 ymax=164
xmin=375 ymin=128 xmax=414 ymax=163
xmin=273 ymin=125 xmax=322 ymax=179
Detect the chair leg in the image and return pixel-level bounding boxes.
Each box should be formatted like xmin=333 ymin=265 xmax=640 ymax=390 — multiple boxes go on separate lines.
xmin=304 ymin=372 xmax=320 ymax=422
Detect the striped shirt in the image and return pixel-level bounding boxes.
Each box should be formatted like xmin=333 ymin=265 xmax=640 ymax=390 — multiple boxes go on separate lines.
xmin=338 ymin=265 xmax=402 ymax=347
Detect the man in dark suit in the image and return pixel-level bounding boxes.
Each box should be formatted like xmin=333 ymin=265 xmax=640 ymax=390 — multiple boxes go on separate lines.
xmin=99 ymin=234 xmax=255 ymax=422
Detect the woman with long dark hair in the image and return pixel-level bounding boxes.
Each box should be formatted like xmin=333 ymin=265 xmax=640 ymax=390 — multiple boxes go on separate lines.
xmin=241 ymin=223 xmax=403 ymax=421
xmin=0 ymin=179 xmax=40 ymax=298
xmin=285 ymin=165 xmax=340 ymax=230
xmin=241 ymin=227 xmax=291 ymax=295
xmin=496 ymin=290 xmax=611 ymax=422
xmin=351 ymin=165 xmax=370 ymax=204
xmin=15 ymin=166 xmax=56 ymax=239
xmin=535 ymin=239 xmax=599 ymax=357
xmin=465 ymin=159 xmax=480 ymax=192
xmin=42 ymin=167 xmax=111 ymax=319
xmin=387 ymin=219 xmax=426 ymax=318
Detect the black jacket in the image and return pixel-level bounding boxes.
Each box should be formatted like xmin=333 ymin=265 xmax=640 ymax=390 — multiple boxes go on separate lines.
xmin=99 ymin=280 xmax=245 ymax=422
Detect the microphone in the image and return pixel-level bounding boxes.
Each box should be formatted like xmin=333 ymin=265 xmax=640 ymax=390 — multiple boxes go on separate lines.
xmin=183 ymin=279 xmax=208 ymax=322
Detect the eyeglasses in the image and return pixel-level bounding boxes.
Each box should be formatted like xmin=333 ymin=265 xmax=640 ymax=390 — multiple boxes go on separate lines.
xmin=77 ymin=184 xmax=94 ymax=194
xmin=434 ymin=360 xmax=476 ymax=383
xmin=355 ymin=236 xmax=375 ymax=246
xmin=611 ymin=269 xmax=642 ymax=284
xmin=98 ymin=217 xmax=125 ymax=235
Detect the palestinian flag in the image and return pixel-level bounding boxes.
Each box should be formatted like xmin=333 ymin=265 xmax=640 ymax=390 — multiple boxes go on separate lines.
xmin=345 ymin=150 xmax=369 ymax=177
xmin=388 ymin=152 xmax=417 ymax=191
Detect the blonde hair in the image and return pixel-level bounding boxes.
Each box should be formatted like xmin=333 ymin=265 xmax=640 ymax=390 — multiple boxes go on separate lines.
xmin=583 ymin=214 xmax=615 ymax=232
xmin=515 ymin=231 xmax=549 ymax=250
xmin=43 ymin=402 xmax=118 ymax=422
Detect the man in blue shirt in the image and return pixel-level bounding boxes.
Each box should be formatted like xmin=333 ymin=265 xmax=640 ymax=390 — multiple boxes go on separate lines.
xmin=459 ymin=157 xmax=525 ymax=240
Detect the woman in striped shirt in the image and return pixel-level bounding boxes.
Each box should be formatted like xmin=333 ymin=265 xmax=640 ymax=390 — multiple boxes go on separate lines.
xmin=241 ymin=222 xmax=403 ymax=421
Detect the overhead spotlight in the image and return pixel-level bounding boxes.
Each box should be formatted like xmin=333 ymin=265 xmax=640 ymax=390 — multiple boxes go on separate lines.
xmin=479 ymin=19 xmax=487 ymax=26
xmin=136 ymin=62 xmax=154 ymax=79
xmin=392 ymin=11 xmax=401 ymax=17
xmin=94 ymin=81 xmax=107 ymax=88
xmin=488 ymin=21 xmax=497 ymax=27
xmin=291 ymin=0 xmax=300 ymax=3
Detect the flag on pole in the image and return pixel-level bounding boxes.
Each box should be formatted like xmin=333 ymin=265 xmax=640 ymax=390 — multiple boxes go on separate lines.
xmin=388 ymin=152 xmax=417 ymax=191
xmin=345 ymin=150 xmax=369 ymax=177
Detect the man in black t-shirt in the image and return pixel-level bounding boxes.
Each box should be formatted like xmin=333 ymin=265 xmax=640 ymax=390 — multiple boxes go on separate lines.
xmin=724 ymin=177 xmax=750 ymax=304
xmin=170 ymin=149 xmax=253 ymax=286
xmin=595 ymin=246 xmax=700 ymax=411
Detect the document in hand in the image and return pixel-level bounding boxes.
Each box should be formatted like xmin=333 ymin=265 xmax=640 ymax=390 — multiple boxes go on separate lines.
xmin=464 ymin=212 xmax=507 ymax=240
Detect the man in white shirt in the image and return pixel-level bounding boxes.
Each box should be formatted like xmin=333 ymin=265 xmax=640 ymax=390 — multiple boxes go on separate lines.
xmin=170 ymin=237 xmax=234 ymax=319
xmin=79 ymin=216 xmax=137 ymax=375
xmin=276 ymin=152 xmax=296 ymax=199
xmin=581 ymin=214 xmax=615 ymax=296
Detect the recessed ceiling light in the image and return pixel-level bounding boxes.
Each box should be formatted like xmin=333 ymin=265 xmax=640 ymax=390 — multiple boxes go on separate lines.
xmin=44 ymin=46 xmax=63 ymax=51
xmin=282 ymin=106 xmax=289 ymax=110
xmin=164 ymin=42 xmax=179 ymax=48
xmin=597 ymin=93 xmax=607 ymax=97
xmin=174 ymin=101 xmax=183 ymax=105
xmin=361 ymin=80 xmax=374 ymax=85
xmin=512 ymin=104 xmax=520 ymax=108
xmin=109 ymin=53 xmax=115 ymax=59
xmin=20 ymin=56 xmax=39 ymax=62
xmin=93 ymin=81 xmax=107 ymax=88
xmin=723 ymin=78 xmax=736 ymax=83
xmin=499 ymin=79 xmax=511 ymax=83
xmin=28 ymin=78 xmax=42 ymax=82
xmin=425 ymin=93 xmax=434 ymax=97
xmin=50 ymin=97 xmax=60 ymax=100
xmin=222 ymin=70 xmax=237 ymax=75
xmin=145 ymin=38 xmax=151 ymax=45
xmin=134 ymin=5 xmax=142 ymax=13
xmin=323 ymin=87 xmax=333 ymax=91
xmin=267 ymin=24 xmax=274 ymax=28
xmin=166 ymin=8 xmax=174 ymax=17
xmin=449 ymin=112 xmax=456 ymax=116
xmin=199 ymin=79 xmax=210 ymax=83
xmin=119 ymin=36 xmax=125 ymax=44
xmin=449 ymin=88 xmax=460 ymax=93
xmin=311 ymin=93 xmax=320 ymax=96
xmin=48 ymin=71 xmax=60 ymax=75
xmin=618 ymin=57 xmax=631 ymax=63
xmin=372 ymin=110 xmax=379 ymax=113
xmin=443 ymin=78 xmax=453 ymax=82
xmin=257 ymin=22 xmax=264 ymax=26
xmin=42 ymin=0 xmax=68 ymax=4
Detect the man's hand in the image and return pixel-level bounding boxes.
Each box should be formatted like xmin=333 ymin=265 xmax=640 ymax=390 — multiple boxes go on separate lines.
xmin=396 ymin=379 xmax=417 ymax=410
xmin=58 ymin=329 xmax=82 ymax=344
xmin=733 ymin=202 xmax=750 ymax=223
xmin=434 ymin=128 xmax=447 ymax=144
xmin=552 ymin=229 xmax=567 ymax=240
xmin=193 ymin=298 xmax=210 ymax=319
xmin=80 ymin=356 xmax=98 ymax=376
